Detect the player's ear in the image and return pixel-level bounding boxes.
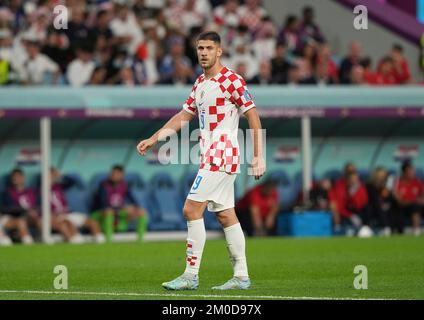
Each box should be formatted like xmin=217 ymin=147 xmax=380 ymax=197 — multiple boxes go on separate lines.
xmin=217 ymin=45 xmax=223 ymax=58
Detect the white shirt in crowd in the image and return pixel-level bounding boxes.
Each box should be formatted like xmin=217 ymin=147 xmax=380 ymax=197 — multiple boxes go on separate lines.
xmin=110 ymin=12 xmax=144 ymax=55
xmin=66 ymin=59 xmax=95 ymax=87
xmin=22 ymin=54 xmax=59 ymax=84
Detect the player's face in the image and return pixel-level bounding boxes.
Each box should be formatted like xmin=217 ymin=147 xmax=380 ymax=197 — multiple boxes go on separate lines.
xmin=197 ymin=40 xmax=222 ymax=70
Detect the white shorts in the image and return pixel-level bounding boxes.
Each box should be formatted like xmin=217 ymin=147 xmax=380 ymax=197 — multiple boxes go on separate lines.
xmin=57 ymin=212 xmax=88 ymax=228
xmin=187 ymin=169 xmax=237 ymax=212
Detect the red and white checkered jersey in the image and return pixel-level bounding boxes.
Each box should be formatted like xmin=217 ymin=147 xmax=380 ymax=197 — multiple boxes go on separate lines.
xmin=183 ymin=66 xmax=256 ymax=174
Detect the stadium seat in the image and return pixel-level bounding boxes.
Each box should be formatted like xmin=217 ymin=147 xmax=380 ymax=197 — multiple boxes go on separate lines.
xmin=65 ymin=187 xmax=90 ymax=214
xmin=268 ymin=170 xmax=298 ymax=212
xmin=148 ymin=172 xmax=185 ymax=231
xmin=322 ymin=169 xmax=342 ymax=183
xmin=415 ymin=168 xmax=424 ymax=181
xmin=358 ymin=169 xmax=370 ymax=182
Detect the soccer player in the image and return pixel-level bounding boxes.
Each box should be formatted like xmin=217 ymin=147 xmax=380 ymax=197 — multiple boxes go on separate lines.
xmin=46 ymin=168 xmax=106 ymax=244
xmin=137 ymin=31 xmax=265 ymax=290
xmin=1 ymin=168 xmax=37 ymax=244
xmin=91 ymin=165 xmax=148 ymax=242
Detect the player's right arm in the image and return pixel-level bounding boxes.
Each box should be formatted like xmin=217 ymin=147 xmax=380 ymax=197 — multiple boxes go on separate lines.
xmin=137 ymin=109 xmax=195 ymax=156
xmin=137 ymin=78 xmax=200 ymax=156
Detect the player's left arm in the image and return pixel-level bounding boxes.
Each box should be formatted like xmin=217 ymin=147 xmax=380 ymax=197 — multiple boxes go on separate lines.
xmin=244 ymin=107 xmax=266 ymax=180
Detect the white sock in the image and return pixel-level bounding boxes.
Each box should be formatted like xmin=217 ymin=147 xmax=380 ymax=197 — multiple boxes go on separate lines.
xmin=224 ymin=223 xmax=249 ymax=280
xmin=184 ymin=218 xmax=206 ymax=278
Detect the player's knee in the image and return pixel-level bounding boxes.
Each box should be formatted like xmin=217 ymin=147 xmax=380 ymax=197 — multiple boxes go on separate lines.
xmin=183 ymin=205 xmax=197 ymax=220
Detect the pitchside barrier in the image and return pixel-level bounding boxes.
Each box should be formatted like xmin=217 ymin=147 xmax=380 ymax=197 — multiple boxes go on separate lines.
xmin=1 ymin=86 xmax=424 ymax=240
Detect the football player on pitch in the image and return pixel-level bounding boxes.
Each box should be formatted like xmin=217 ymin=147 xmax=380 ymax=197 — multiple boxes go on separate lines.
xmin=137 ymin=31 xmax=265 ymax=290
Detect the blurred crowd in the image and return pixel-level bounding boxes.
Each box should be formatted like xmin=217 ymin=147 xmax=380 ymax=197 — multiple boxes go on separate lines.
xmin=0 ymin=165 xmax=147 ymax=245
xmin=307 ymin=161 xmax=424 ymax=237
xmin=0 ymin=0 xmax=419 ymax=86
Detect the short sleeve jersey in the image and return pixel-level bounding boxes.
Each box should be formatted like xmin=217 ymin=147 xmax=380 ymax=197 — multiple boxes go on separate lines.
xmin=182 ymin=66 xmax=256 ymax=174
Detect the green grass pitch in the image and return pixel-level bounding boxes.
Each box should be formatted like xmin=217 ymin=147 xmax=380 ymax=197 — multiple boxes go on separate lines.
xmin=0 ymin=236 xmax=423 ymax=300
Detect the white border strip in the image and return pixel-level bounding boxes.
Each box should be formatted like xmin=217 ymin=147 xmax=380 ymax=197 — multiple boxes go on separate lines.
xmin=0 ymin=290 xmax=393 ymax=300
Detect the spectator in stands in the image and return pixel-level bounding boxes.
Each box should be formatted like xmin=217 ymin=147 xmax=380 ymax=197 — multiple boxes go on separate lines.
xmin=295 ymin=40 xmax=317 ymax=81
xmin=21 ymin=39 xmax=60 ymax=85
xmin=159 ymin=35 xmax=193 ymax=84
xmin=89 ymin=66 xmax=108 ymax=85
xmin=309 ymin=178 xmax=332 ymax=210
xmin=330 ymin=171 xmax=369 ymax=234
xmin=41 ymin=28 xmax=69 ymax=75
xmin=213 ymin=0 xmax=240 ymax=31
xmin=376 ymin=56 xmax=397 ymax=85
xmin=46 ymin=168 xmax=105 ymax=244
xmin=91 ymin=164 xmax=148 ymax=242
xmin=270 ymin=41 xmax=290 ymax=84
xmin=361 ymin=57 xmax=380 ymax=85
xmin=392 ymin=161 xmax=423 ymax=236
xmin=0 ymin=28 xmax=12 ymax=85
xmin=64 ymin=6 xmax=92 ymax=53
xmin=349 ymin=65 xmax=366 ymax=85
xmin=236 ymin=178 xmax=279 ymax=236
xmin=299 ymin=6 xmax=325 ymax=46
xmin=300 ymin=61 xmax=335 ymax=86
xmin=286 ymin=64 xmax=301 ymax=86
xmin=160 ymin=58 xmax=193 ymax=85
xmin=237 ymin=0 xmax=267 ymax=36
xmin=118 ymin=66 xmax=136 ymax=86
xmin=229 ymin=41 xmax=258 ymax=80
xmin=1 ymin=168 xmax=37 ymax=244
xmin=249 ymin=60 xmax=274 ymax=85
xmin=278 ymin=15 xmax=301 ymax=55
xmin=235 ymin=61 xmax=248 ymax=80
xmin=179 ymin=0 xmax=206 ymax=36
xmin=390 ymin=44 xmax=411 ymax=84
xmin=110 ymin=2 xmax=144 ymax=55
xmin=339 ymin=41 xmax=363 ymax=84
xmin=91 ymin=9 xmax=116 ymax=50
xmin=66 ymin=44 xmax=95 ymax=86
xmin=252 ymin=16 xmax=277 ymax=62
xmin=365 ymin=167 xmax=393 ymax=236
xmin=316 ymin=42 xmax=338 ymax=83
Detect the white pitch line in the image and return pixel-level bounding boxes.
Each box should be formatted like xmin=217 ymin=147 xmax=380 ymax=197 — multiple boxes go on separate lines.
xmin=0 ymin=290 xmax=392 ymax=300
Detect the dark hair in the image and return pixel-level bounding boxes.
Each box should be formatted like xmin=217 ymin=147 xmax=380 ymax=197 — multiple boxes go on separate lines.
xmin=401 ymin=160 xmax=413 ymax=173
xmin=392 ymin=43 xmax=403 ymax=53
xmin=303 ymin=6 xmax=314 ymax=14
xmin=112 ymin=164 xmax=124 ymax=172
xmin=97 ymin=9 xmax=109 ymax=19
xmin=11 ymin=168 xmax=23 ymax=176
xmin=197 ymin=31 xmax=221 ymax=44
xmin=360 ymin=57 xmax=372 ymax=69
xmin=285 ymin=15 xmax=298 ymax=28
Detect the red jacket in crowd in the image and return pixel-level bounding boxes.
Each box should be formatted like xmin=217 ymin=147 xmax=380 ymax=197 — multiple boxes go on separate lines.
xmin=329 ymin=178 xmax=369 ymax=218
xmin=237 ymin=185 xmax=279 ymax=220
xmin=394 ymin=177 xmax=424 ymax=203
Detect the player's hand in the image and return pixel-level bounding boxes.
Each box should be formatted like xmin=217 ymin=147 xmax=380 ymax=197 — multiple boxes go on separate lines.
xmin=250 ymin=156 xmax=266 ymax=180
xmin=137 ymin=138 xmax=155 ymax=156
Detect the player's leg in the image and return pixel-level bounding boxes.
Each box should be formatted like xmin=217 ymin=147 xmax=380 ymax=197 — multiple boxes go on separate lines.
xmin=69 ymin=213 xmax=105 ymax=243
xmin=212 ymin=207 xmax=251 ymax=290
xmin=98 ymin=208 xmax=115 ymax=242
xmin=410 ymin=205 xmax=422 ymax=236
xmin=162 ymin=199 xmax=207 ymax=291
xmin=123 ymin=205 xmax=148 ymax=242
xmin=6 ymin=216 xmax=34 ymax=244
xmin=0 ymin=216 xmax=13 ymax=246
